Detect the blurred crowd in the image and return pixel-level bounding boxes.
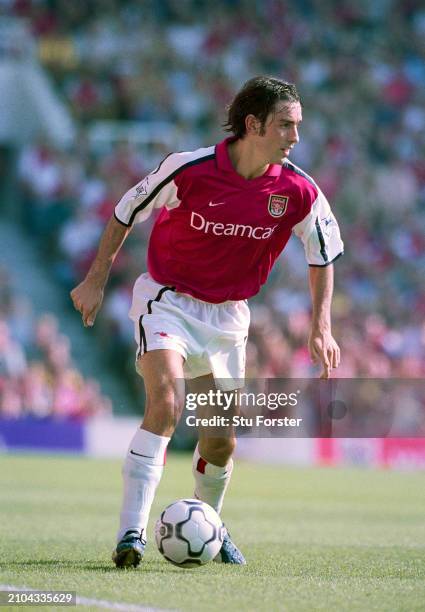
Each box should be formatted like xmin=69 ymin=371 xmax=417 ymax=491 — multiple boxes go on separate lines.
xmin=0 ymin=267 xmax=112 ymax=419
xmin=6 ymin=0 xmax=425 ymax=397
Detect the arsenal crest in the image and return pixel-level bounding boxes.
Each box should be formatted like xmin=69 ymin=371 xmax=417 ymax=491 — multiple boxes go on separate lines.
xmin=268 ymin=194 xmax=288 ymax=217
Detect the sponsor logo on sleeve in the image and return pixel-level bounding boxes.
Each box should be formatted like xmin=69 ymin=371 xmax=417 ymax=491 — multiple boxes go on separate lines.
xmin=268 ymin=194 xmax=288 ymax=217
xmin=134 ymin=177 xmax=150 ymax=198
xmin=321 ymin=213 xmax=335 ymax=238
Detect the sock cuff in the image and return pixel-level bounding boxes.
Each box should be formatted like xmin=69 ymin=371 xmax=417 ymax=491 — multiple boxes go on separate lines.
xmin=128 ymin=428 xmax=170 ymax=465
xmin=192 ymin=444 xmax=233 ymax=478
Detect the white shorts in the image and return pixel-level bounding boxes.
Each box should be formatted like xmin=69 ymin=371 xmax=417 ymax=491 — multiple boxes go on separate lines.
xmin=129 ymin=273 xmax=250 ymax=390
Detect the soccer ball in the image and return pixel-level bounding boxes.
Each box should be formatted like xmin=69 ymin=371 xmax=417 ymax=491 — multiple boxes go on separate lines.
xmin=155 ymin=499 xmax=224 ymax=568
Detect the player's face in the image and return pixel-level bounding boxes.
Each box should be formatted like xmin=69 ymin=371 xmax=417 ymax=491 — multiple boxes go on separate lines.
xmin=260 ymin=102 xmax=302 ymax=164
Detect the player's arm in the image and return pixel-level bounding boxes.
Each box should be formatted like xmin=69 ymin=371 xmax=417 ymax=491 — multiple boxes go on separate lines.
xmin=308 ymin=264 xmax=340 ymax=379
xmin=292 ymin=185 xmax=344 ymax=378
xmin=70 ymin=151 xmax=184 ymax=327
xmin=70 ymin=215 xmax=131 ymax=327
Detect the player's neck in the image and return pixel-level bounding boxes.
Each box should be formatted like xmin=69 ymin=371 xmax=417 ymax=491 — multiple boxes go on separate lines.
xmin=227 ymin=138 xmax=269 ymax=180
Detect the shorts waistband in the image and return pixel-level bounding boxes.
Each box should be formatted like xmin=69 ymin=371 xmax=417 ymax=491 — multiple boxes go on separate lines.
xmin=176 ymin=290 xmax=242 ymax=307
xmin=145 ymin=273 xmax=245 ymax=307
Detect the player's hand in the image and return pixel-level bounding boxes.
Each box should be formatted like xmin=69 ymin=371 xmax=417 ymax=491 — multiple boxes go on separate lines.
xmin=308 ymin=328 xmax=340 ymax=379
xmin=70 ymin=278 xmax=104 ymax=328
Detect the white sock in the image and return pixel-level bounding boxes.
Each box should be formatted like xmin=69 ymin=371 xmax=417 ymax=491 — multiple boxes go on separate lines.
xmin=192 ymin=444 xmax=233 ymax=514
xmin=117 ymin=428 xmax=170 ymax=542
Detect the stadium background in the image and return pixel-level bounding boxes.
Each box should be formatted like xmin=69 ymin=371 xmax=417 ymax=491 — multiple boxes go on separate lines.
xmin=1 ymin=2 xmax=425 ymax=611
xmin=0 ymin=0 xmax=425 ymax=459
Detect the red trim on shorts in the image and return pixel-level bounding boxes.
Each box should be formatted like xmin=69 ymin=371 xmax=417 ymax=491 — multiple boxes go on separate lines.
xmin=196 ymin=457 xmax=207 ymax=474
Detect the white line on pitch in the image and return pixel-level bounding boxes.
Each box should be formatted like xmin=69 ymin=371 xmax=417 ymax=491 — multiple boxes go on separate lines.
xmin=76 ymin=594 xmax=176 ymax=611
xmin=0 ymin=585 xmax=177 ymax=612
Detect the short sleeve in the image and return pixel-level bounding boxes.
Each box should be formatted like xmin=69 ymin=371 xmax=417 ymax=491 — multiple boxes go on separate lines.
xmin=114 ymin=153 xmax=181 ymax=227
xmin=292 ymin=188 xmax=344 ymax=266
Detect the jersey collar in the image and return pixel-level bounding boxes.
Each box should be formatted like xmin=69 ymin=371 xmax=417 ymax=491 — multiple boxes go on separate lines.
xmin=216 ymin=137 xmax=282 ymax=179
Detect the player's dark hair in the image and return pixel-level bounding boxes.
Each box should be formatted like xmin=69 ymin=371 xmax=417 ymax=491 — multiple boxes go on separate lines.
xmin=223 ymin=76 xmax=301 ymax=139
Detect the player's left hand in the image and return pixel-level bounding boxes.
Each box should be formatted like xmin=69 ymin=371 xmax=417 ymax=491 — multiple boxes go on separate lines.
xmin=308 ymin=329 xmax=340 ymax=379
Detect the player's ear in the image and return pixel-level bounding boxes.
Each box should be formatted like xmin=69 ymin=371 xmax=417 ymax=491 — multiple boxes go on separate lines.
xmin=245 ymin=114 xmax=261 ymax=135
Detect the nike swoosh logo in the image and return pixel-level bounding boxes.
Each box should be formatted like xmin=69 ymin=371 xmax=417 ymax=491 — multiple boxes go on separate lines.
xmin=209 ymin=201 xmax=226 ymax=207
xmin=130 ymin=450 xmax=155 ymax=458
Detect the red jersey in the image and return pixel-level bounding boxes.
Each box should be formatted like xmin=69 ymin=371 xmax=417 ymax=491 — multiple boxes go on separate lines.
xmin=114 ymin=138 xmax=344 ymax=303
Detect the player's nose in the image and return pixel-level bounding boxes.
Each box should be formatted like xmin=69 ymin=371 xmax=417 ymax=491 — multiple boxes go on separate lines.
xmin=289 ymin=125 xmax=299 ymax=144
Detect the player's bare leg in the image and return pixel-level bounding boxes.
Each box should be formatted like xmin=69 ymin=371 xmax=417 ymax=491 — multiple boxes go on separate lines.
xmin=189 ymin=374 xmax=246 ymax=564
xmin=113 ymin=348 xmax=185 ymax=568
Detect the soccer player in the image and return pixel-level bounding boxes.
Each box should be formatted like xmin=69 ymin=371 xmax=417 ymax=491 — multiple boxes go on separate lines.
xmin=70 ymin=76 xmax=344 ymax=567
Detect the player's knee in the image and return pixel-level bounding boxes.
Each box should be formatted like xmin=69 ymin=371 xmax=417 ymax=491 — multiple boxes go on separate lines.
xmin=150 ymin=377 xmax=183 ymax=407
xmin=144 ymin=381 xmax=184 ymax=434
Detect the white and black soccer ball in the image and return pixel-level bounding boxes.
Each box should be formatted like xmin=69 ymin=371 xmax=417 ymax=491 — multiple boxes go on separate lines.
xmin=155 ymin=499 xmax=224 ymax=568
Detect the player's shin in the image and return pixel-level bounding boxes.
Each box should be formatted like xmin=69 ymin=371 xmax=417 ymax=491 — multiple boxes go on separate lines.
xmin=117 ymin=427 xmax=170 ymax=542
xmin=192 ymin=443 xmax=233 ymax=514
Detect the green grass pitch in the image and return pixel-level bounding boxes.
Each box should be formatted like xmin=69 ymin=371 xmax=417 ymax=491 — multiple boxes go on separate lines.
xmin=1 ymin=453 xmax=425 ymax=611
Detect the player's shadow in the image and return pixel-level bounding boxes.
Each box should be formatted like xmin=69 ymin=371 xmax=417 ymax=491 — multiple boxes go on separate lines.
xmin=79 ymin=560 xmax=185 ymax=573
xmin=8 ymin=560 xmax=68 ymax=567
xmin=7 ymin=559 xmax=185 ymax=573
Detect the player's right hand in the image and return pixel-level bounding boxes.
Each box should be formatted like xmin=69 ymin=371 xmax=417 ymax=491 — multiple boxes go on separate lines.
xmin=70 ymin=279 xmax=104 ymax=328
